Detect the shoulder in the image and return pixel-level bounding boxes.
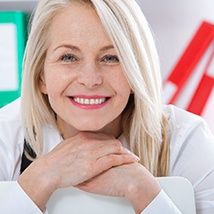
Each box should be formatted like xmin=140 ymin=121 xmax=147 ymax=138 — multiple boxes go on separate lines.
xmin=0 ymin=98 xmax=21 ymax=120
xmin=163 ymin=104 xmax=212 ymax=142
xmin=0 ymin=98 xmax=23 ymax=136
xmin=0 ymin=98 xmax=23 ymax=158
xmin=163 ymin=104 xmax=206 ymax=131
xmin=163 ymin=104 xmax=214 ymax=163
xmin=0 ymin=98 xmax=24 ymax=179
xmin=163 ymin=105 xmax=214 ymax=177
xmin=163 ymin=104 xmax=214 ymax=149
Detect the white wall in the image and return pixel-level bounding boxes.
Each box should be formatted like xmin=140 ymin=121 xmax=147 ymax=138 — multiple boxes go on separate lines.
xmin=138 ymin=0 xmax=214 ymax=78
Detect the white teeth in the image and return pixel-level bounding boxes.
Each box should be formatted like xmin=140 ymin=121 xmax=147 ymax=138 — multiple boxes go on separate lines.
xmin=73 ymin=97 xmax=106 ymax=105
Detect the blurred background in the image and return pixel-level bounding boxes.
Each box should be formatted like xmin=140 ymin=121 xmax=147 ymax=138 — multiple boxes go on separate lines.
xmin=138 ymin=0 xmax=214 ymax=133
xmin=138 ymin=0 xmax=214 ymax=78
xmin=0 ymin=0 xmax=214 ymax=133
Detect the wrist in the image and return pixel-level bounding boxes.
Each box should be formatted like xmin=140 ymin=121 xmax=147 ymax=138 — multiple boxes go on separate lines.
xmin=125 ymin=176 xmax=161 ymax=213
xmin=18 ymin=158 xmax=57 ymax=211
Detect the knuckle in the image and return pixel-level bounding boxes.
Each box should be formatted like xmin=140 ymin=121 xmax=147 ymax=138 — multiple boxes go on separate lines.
xmin=114 ymin=139 xmax=122 ymax=151
xmin=106 ymin=155 xmax=118 ymax=165
xmin=77 ymin=132 xmax=88 ymax=140
xmin=86 ymin=161 xmax=96 ymax=172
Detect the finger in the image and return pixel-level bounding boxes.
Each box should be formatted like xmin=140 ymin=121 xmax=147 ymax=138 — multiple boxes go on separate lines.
xmin=84 ymin=138 xmax=137 ymax=160
xmin=95 ymin=153 xmax=139 ymax=171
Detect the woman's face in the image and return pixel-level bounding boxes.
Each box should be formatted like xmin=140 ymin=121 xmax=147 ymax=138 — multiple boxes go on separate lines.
xmin=40 ymin=2 xmax=131 ymax=138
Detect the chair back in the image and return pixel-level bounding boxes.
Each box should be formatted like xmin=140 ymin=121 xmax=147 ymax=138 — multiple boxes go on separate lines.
xmin=0 ymin=176 xmax=196 ymax=214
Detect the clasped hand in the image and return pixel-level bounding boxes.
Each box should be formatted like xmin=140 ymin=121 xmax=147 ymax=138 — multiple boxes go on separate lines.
xmin=19 ymin=132 xmax=161 ymax=213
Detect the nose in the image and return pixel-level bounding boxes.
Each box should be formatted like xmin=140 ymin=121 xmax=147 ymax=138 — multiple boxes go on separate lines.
xmin=77 ymin=62 xmax=103 ymax=88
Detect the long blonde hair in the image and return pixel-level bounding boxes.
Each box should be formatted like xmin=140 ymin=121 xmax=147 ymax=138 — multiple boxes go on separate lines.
xmin=21 ymin=0 xmax=169 ymax=176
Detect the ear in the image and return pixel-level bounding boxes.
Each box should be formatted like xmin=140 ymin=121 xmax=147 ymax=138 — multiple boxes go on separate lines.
xmin=39 ymin=73 xmax=48 ymax=94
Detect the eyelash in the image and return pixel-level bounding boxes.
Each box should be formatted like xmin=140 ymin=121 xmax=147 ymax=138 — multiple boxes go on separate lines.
xmin=60 ymin=54 xmax=77 ymax=62
xmin=102 ymin=55 xmax=119 ymax=63
xmin=59 ymin=54 xmax=119 ymax=63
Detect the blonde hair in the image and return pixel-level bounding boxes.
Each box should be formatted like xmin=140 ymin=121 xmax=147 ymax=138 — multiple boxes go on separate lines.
xmin=21 ymin=0 xmax=169 ymax=176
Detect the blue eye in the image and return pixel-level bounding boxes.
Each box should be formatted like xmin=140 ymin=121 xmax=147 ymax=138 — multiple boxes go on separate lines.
xmin=61 ymin=54 xmax=76 ymax=62
xmin=103 ymin=55 xmax=119 ymax=63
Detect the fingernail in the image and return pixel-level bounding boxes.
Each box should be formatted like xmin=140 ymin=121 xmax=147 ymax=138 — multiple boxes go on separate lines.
xmin=135 ymin=156 xmax=140 ymax=162
xmin=122 ymin=148 xmax=140 ymax=161
xmin=125 ymin=148 xmax=140 ymax=161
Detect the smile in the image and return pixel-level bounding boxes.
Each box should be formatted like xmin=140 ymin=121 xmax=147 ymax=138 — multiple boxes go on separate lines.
xmin=72 ymin=97 xmax=107 ymax=105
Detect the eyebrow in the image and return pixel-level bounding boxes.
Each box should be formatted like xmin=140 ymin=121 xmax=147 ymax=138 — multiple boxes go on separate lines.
xmin=100 ymin=45 xmax=114 ymax=52
xmin=53 ymin=44 xmax=115 ymax=52
xmin=53 ymin=44 xmax=80 ymax=52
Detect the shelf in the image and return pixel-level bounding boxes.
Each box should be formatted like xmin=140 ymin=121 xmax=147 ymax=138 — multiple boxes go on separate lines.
xmin=0 ymin=1 xmax=38 ymax=13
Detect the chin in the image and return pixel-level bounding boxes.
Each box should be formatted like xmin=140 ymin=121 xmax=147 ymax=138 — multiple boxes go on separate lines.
xmin=76 ymin=123 xmax=105 ymax=133
xmin=80 ymin=127 xmax=104 ymax=133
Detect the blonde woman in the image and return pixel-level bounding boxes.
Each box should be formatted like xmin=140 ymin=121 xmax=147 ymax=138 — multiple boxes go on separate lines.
xmin=0 ymin=0 xmax=213 ymax=213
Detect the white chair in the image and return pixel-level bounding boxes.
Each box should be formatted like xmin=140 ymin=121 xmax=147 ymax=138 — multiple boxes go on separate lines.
xmin=0 ymin=176 xmax=196 ymax=214
xmin=46 ymin=176 xmax=196 ymax=214
xmin=156 ymin=176 xmax=196 ymax=214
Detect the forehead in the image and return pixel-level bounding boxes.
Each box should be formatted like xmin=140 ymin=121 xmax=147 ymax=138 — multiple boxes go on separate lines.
xmin=48 ymin=3 xmax=111 ymax=46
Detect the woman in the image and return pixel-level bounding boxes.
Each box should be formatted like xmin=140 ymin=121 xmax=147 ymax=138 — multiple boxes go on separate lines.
xmin=0 ymin=0 xmax=213 ymax=213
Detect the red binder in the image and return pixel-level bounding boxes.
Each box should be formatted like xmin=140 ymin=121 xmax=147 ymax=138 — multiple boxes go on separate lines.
xmin=187 ymin=48 xmax=214 ymax=115
xmin=163 ymin=21 xmax=214 ymax=105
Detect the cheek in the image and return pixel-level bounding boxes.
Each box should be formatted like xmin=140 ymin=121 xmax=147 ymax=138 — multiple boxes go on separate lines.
xmin=41 ymin=66 xmax=65 ymax=95
xmin=111 ymin=78 xmax=131 ymax=116
xmin=114 ymin=74 xmax=131 ymax=99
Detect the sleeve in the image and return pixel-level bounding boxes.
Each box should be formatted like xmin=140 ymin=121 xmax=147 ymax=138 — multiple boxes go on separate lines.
xmin=141 ymin=190 xmax=181 ymax=214
xmin=188 ymin=124 xmax=214 ymax=214
xmin=169 ymin=112 xmax=214 ymax=214
xmin=0 ymin=181 xmax=46 ymax=214
xmin=0 ymin=139 xmax=12 ymax=180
